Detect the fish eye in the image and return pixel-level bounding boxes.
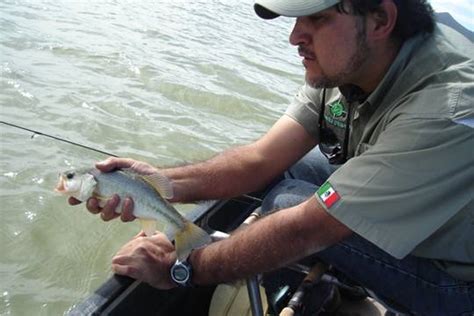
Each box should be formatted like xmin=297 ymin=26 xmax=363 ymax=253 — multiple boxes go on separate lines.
xmin=66 ymin=172 xmax=75 ymax=180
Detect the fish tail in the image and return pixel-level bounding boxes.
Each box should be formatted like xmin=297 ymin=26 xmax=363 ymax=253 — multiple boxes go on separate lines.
xmin=139 ymin=219 xmax=157 ymax=237
xmin=174 ymin=221 xmax=211 ymax=261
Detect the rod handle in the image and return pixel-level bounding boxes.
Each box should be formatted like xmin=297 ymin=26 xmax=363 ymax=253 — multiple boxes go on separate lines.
xmin=279 ymin=307 xmax=295 ymax=316
xmin=304 ymin=262 xmax=327 ymax=283
xmin=243 ymin=207 xmax=263 ymax=226
xmin=279 ymin=262 xmax=328 ymax=316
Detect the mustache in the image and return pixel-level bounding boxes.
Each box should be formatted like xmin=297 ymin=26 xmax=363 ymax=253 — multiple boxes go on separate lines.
xmin=298 ymin=46 xmax=316 ymax=59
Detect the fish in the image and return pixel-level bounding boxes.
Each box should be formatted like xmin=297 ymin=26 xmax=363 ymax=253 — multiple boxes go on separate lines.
xmin=55 ymin=167 xmax=211 ymax=260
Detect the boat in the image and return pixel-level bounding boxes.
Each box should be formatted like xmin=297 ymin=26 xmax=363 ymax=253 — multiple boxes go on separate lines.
xmin=66 ymin=192 xmax=390 ymax=316
xmin=67 ymin=194 xmax=265 ymax=316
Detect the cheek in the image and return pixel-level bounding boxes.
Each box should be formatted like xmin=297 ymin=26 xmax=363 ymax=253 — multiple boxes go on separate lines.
xmin=65 ymin=181 xmax=81 ymax=193
xmin=314 ymin=37 xmax=355 ymax=72
xmin=312 ymin=47 xmax=339 ymax=75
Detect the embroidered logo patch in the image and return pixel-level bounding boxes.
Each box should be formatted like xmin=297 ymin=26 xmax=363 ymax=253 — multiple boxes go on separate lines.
xmin=329 ymin=100 xmax=345 ymax=117
xmin=317 ymin=181 xmax=340 ymax=208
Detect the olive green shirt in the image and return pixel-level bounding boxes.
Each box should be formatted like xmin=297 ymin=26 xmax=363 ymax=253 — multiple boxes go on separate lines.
xmin=285 ymin=24 xmax=474 ymax=281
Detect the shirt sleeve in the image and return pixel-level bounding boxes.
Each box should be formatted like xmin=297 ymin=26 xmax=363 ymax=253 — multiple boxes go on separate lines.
xmin=284 ymin=84 xmax=323 ymax=141
xmin=319 ymin=116 xmax=474 ymax=259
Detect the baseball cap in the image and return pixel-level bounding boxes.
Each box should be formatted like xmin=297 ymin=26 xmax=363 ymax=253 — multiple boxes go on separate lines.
xmin=254 ymin=0 xmax=341 ymax=19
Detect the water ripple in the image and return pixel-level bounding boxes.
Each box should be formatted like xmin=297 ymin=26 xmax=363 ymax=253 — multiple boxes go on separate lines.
xmin=0 ymin=1 xmax=304 ymax=314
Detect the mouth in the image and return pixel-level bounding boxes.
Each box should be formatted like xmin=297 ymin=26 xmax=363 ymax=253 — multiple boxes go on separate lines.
xmin=298 ymin=47 xmax=316 ymax=61
xmin=299 ymin=50 xmax=316 ymax=69
xmin=301 ymin=54 xmax=316 ymax=62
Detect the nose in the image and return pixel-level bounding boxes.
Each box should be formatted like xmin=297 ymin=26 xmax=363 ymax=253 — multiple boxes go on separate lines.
xmin=289 ymin=17 xmax=310 ymax=46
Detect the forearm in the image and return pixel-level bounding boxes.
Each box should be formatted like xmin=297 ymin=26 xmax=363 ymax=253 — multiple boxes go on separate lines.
xmin=161 ymin=117 xmax=318 ymax=203
xmin=189 ymin=197 xmax=352 ymax=285
xmin=162 ymin=143 xmax=276 ymax=203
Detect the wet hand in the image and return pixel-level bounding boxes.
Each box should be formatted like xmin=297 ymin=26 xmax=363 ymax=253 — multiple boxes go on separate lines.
xmin=112 ymin=231 xmax=177 ymax=289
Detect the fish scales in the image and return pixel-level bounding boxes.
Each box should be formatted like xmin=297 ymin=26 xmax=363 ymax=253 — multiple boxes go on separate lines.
xmin=90 ymin=169 xmax=185 ymax=229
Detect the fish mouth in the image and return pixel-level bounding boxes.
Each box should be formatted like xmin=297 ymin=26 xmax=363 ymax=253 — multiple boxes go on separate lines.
xmin=54 ymin=175 xmax=66 ymax=193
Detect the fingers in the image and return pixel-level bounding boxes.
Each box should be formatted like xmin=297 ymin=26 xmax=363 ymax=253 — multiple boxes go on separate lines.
xmin=95 ymin=157 xmax=158 ymax=176
xmin=68 ymin=197 xmax=82 ymax=205
xmin=133 ymin=231 xmax=147 ymax=238
xmin=148 ymin=231 xmax=173 ymax=245
xmin=120 ymin=197 xmax=135 ymax=222
xmin=95 ymin=157 xmax=136 ymax=172
xmin=111 ymin=263 xmax=130 ymax=276
xmin=85 ymin=195 xmax=135 ymax=222
xmin=111 ymin=239 xmax=148 ymax=279
xmin=112 ymin=261 xmax=142 ymax=280
xmin=110 ymin=234 xmax=177 ymax=289
xmin=86 ymin=197 xmax=101 ymax=214
xmin=100 ymin=194 xmax=121 ymax=221
xmin=111 ymin=259 xmax=174 ymax=290
xmin=86 ymin=195 xmax=120 ymax=221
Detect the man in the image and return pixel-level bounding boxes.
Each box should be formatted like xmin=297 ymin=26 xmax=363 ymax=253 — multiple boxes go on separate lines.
xmin=72 ymin=0 xmax=474 ymax=314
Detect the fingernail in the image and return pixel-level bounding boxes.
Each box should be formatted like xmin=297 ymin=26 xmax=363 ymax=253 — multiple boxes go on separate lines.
xmin=112 ymin=194 xmax=120 ymax=203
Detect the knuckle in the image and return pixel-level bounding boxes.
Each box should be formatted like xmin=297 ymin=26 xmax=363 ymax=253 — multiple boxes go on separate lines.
xmin=126 ymin=266 xmax=141 ymax=279
xmin=136 ymin=246 xmax=149 ymax=256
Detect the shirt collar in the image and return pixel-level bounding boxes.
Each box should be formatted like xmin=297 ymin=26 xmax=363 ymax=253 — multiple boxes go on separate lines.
xmin=339 ymin=84 xmax=367 ymax=103
xmin=365 ymin=33 xmax=427 ymax=108
xmin=337 ymin=32 xmax=426 ymax=109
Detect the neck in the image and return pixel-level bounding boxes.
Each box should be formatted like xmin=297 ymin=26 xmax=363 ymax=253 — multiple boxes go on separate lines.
xmin=356 ymin=40 xmax=401 ymax=94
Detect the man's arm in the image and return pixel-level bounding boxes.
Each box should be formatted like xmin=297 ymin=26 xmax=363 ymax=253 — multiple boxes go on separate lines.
xmin=81 ymin=115 xmax=318 ymax=219
xmin=191 ymin=196 xmax=352 ymax=284
xmin=163 ymin=115 xmax=318 ymax=202
xmin=111 ymin=196 xmax=352 ymax=288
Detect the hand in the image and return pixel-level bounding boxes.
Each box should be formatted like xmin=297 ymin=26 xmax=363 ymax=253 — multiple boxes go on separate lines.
xmin=111 ymin=231 xmax=177 ymax=289
xmin=68 ymin=157 xmax=160 ymax=222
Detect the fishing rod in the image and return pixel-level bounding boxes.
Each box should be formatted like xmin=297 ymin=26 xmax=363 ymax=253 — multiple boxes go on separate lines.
xmin=1 ymin=120 xmax=263 ymax=203
xmin=0 ymin=120 xmax=118 ymax=157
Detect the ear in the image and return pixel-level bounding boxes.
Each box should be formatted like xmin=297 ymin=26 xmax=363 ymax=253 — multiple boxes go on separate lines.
xmin=366 ymin=0 xmax=398 ymax=40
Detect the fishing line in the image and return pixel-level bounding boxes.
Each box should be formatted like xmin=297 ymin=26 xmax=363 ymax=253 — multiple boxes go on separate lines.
xmin=1 ymin=120 xmax=262 ymax=204
xmin=0 ymin=120 xmax=118 ymax=157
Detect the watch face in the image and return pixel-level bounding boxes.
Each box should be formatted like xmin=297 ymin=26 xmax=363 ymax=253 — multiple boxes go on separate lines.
xmin=171 ymin=261 xmax=191 ymax=285
xmin=172 ymin=265 xmax=189 ymax=282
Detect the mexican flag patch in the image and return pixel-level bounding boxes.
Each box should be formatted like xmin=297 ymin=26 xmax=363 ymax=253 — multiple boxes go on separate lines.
xmin=317 ymin=182 xmax=340 ymax=208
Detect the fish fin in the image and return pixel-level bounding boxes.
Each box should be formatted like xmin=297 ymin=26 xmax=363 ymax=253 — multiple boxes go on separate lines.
xmin=174 ymin=221 xmax=211 ymax=261
xmin=139 ymin=173 xmax=174 ymax=200
xmin=139 ymin=219 xmax=157 ymax=237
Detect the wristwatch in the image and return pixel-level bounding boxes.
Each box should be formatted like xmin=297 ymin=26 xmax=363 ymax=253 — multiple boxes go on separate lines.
xmin=170 ymin=258 xmax=193 ymax=287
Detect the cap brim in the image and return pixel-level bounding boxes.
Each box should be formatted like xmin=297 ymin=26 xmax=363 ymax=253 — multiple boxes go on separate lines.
xmin=254 ymin=4 xmax=280 ymax=20
xmin=254 ymin=0 xmax=340 ymax=19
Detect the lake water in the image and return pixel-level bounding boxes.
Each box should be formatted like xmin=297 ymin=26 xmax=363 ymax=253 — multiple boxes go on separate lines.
xmin=0 ymin=0 xmax=303 ymax=314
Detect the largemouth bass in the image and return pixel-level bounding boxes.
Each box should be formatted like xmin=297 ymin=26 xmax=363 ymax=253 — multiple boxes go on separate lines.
xmin=55 ymin=168 xmax=211 ymax=260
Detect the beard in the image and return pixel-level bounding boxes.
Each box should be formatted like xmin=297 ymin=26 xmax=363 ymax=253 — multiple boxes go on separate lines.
xmin=305 ymin=18 xmax=370 ymax=89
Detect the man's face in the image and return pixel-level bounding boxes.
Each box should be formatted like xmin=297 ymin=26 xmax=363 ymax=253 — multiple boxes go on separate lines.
xmin=289 ymin=6 xmax=371 ymax=89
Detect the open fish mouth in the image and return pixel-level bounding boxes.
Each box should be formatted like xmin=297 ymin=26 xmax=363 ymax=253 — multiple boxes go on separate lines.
xmin=54 ymin=175 xmax=66 ymax=193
